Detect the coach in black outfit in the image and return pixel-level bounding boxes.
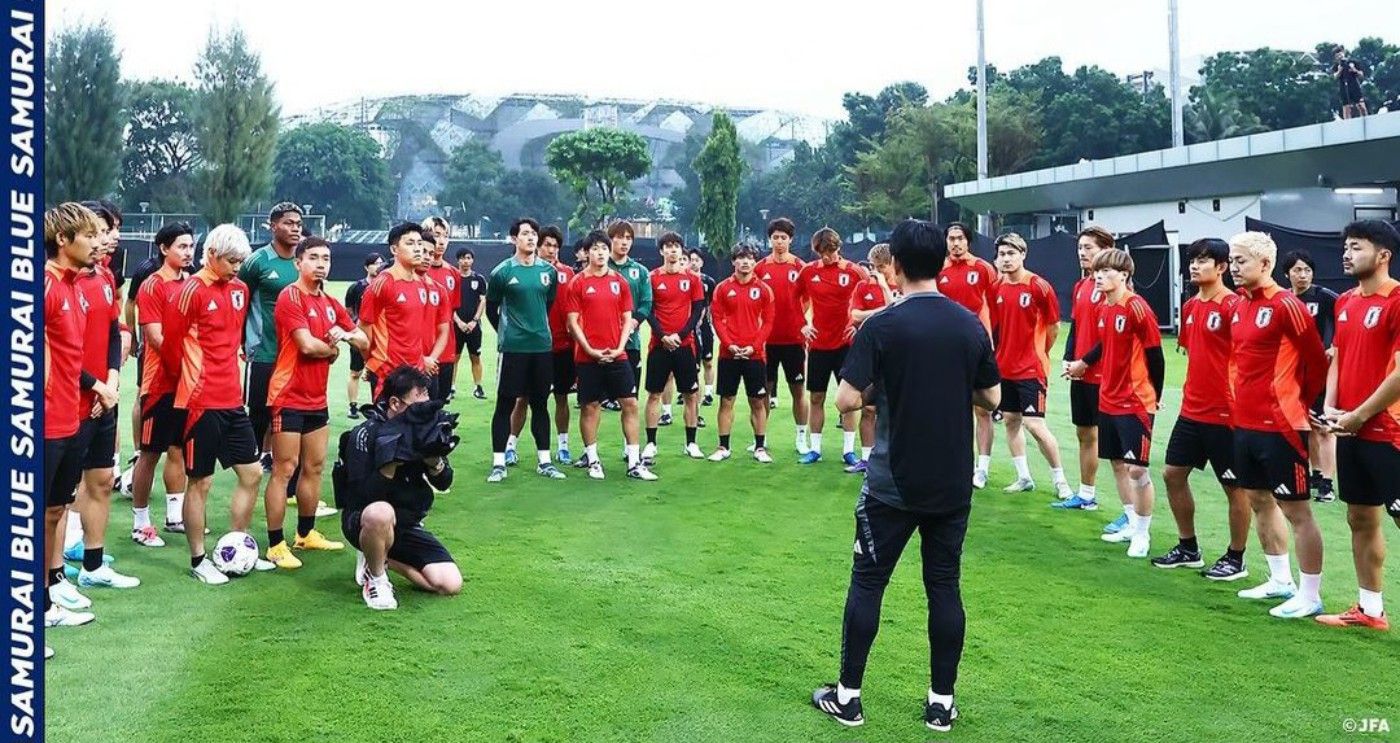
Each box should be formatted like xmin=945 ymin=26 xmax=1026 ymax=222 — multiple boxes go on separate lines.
xmin=811 ymin=219 xmax=1001 ymax=733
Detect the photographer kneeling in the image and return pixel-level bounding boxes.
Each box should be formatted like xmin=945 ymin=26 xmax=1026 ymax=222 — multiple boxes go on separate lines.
xmin=335 ymin=366 xmax=463 ymax=610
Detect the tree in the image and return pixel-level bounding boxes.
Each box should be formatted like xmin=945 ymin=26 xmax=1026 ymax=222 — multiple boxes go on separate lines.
xmin=1341 ymin=37 xmax=1400 ymax=111
xmin=194 ymin=26 xmax=280 ymax=224
xmin=693 ymin=112 xmax=744 ymax=253
xmin=45 ymin=25 xmax=124 ymax=204
xmin=1194 ymin=48 xmax=1332 ymax=131
xmin=544 ymin=128 xmax=651 ymax=230
xmin=491 ymin=169 xmax=572 ymax=228
xmin=1184 ymin=87 xmax=1269 ymax=143
xmin=273 ymin=122 xmax=392 ymax=229
xmin=120 ymin=80 xmax=199 ymax=212
xmin=667 ymin=127 xmax=708 ymax=235
xmin=438 ymin=139 xmax=506 ymax=229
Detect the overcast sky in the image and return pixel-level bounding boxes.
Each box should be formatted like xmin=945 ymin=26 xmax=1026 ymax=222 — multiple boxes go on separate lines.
xmin=49 ymin=0 xmax=1398 ymax=121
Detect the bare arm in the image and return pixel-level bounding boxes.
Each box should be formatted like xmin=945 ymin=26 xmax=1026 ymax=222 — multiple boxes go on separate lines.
xmin=291 ymin=328 xmax=338 ymax=359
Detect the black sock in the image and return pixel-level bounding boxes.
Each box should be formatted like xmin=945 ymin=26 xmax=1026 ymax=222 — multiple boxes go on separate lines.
xmin=1180 ymin=536 xmax=1199 ymax=552
xmin=755 ymin=434 xmax=766 ymax=449
xmin=297 ymin=516 xmax=315 ymax=539
xmin=685 ymin=426 xmax=697 ymax=445
xmin=191 ymin=554 xmax=205 ymax=569
xmin=1320 ymin=477 xmax=1334 ymax=493
xmin=719 ymin=434 xmax=731 ymax=450
xmin=268 ymin=528 xmax=285 ymax=548
xmin=646 ymin=427 xmax=657 ymax=445
xmin=82 ymin=547 xmax=104 ymax=572
xmin=48 ymin=567 xmax=64 ymax=586
xmin=43 ymin=588 xmax=51 ymax=613
xmin=1226 ymin=547 xmax=1245 ymax=562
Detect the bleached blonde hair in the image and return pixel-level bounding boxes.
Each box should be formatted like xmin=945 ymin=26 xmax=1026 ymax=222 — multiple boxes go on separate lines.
xmin=204 ymin=224 xmax=252 ymax=263
xmin=867 ymin=243 xmax=891 ymax=267
xmin=1228 ymin=231 xmax=1277 ymax=267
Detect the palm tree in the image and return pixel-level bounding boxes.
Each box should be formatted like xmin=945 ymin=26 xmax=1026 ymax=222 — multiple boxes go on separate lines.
xmin=1185 ymin=88 xmax=1271 ymax=143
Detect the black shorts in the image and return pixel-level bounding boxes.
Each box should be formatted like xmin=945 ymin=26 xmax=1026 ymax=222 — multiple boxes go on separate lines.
xmin=998 ymin=378 xmax=1047 ymax=417
xmin=645 ymin=346 xmax=699 ymax=395
xmin=1069 ymin=381 xmax=1100 ymax=427
xmin=1165 ymin=417 xmax=1237 ymax=485
xmin=807 ymin=347 xmax=848 ymax=395
xmin=1233 ymin=429 xmax=1310 ymax=500
xmin=1098 ymin=412 xmax=1154 ymax=466
xmin=342 ymin=507 xmax=454 ymax=571
xmin=244 ymin=360 xmax=274 ymax=414
xmin=455 ymin=324 xmax=483 ymax=357
xmin=765 ymin=343 xmax=806 ymax=386
xmin=43 ymin=436 xmax=83 ymax=507
xmin=1342 ymin=79 xmax=1363 ymax=105
xmin=134 ymin=348 xmax=146 ymax=387
xmin=74 ymin=407 xmax=119 ymax=470
xmin=626 ymin=348 xmax=642 ymax=394
xmin=698 ymin=322 xmax=715 ymax=362
xmin=577 ymin=361 xmax=637 ymax=405
xmin=1336 ymin=438 xmax=1400 ymax=515
xmin=183 ymin=409 xmax=260 ymax=478
xmin=718 ymin=358 xmax=768 ymax=399
xmin=432 ymin=363 xmax=454 ymax=401
xmin=498 ymin=351 xmax=553 ymax=401
xmin=552 ymin=350 xmax=576 ymax=396
xmin=139 ymin=393 xmax=187 ymax=453
xmin=349 ymin=346 xmax=366 ymax=373
xmin=270 ymin=408 xmax=330 ymax=436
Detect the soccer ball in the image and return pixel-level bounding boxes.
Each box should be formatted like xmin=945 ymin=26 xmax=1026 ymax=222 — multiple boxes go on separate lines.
xmin=211 ymin=532 xmax=259 ymax=576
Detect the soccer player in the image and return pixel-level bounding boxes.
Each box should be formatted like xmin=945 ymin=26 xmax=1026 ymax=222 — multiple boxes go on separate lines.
xmin=757 ymin=217 xmax=810 ymax=452
xmin=1055 ymin=227 xmax=1113 ymax=513
xmin=606 ymin=221 xmax=653 ymax=404
xmin=121 ymin=238 xmax=164 ymax=489
xmin=163 ymin=225 xmax=270 ymax=585
xmin=796 ymin=228 xmax=869 ymax=467
xmin=564 ymin=231 xmax=656 ymax=481
xmin=846 ymin=244 xmax=898 ymax=474
xmin=1316 ymin=219 xmax=1400 ymax=629
xmin=360 ymin=224 xmax=435 ymax=397
xmin=484 ymin=218 xmax=565 ymax=483
xmin=1067 ymin=249 xmax=1164 ymax=558
xmin=643 ymin=232 xmax=707 ymax=463
xmin=505 ymin=226 xmax=575 ymax=465
xmin=991 ymin=234 xmax=1072 ymax=498
xmin=709 ymin=244 xmax=776 ymax=463
xmin=1225 ymin=231 xmax=1329 ymax=618
xmin=1284 ymin=249 xmax=1341 ymax=502
xmin=1150 ymin=239 xmax=1251 ymax=577
xmin=411 ymin=241 xmax=453 ymax=405
xmin=337 ymin=366 xmax=463 ymax=610
xmin=344 ymin=252 xmax=384 ymax=419
xmin=421 ymin=216 xmax=462 ymax=401
xmin=263 ymin=237 xmax=369 ymax=569
xmin=240 ymin=202 xmax=304 ymax=470
xmin=453 ymin=247 xmax=488 ymax=400
xmin=811 ymin=219 xmax=1001 ymax=733
xmin=130 ymin=223 xmax=196 ymax=544
xmin=688 ymin=248 xmax=719 ymax=405
xmin=938 ymin=222 xmax=1000 ymax=488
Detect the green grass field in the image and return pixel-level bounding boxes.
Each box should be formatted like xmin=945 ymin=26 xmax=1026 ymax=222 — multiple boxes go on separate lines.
xmin=49 ymin=281 xmax=1399 ymax=742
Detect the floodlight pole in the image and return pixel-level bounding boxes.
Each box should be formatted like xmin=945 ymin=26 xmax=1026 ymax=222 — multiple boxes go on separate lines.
xmin=1169 ymin=0 xmax=1184 ymax=148
xmin=976 ymin=0 xmax=989 ymax=233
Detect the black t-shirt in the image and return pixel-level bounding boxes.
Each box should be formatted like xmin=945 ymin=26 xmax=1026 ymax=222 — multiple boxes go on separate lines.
xmin=127 ymin=255 xmax=161 ymax=302
xmin=345 ymin=278 xmax=369 ymax=322
xmin=841 ymin=291 xmax=1000 ymax=514
xmin=698 ymin=272 xmax=717 ymax=322
xmin=457 ymin=270 xmax=486 ymax=322
xmin=1296 ymin=285 xmax=1339 ymax=347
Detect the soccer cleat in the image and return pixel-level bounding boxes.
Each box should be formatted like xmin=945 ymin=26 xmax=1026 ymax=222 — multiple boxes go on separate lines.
xmin=63 ymin=564 xmax=79 ymax=582
xmin=50 ymin=579 xmax=92 ymax=611
xmin=1055 ymin=481 xmax=1074 ymax=500
xmin=1269 ymin=595 xmax=1324 ymax=619
xmin=701 ymin=394 xmax=713 ymax=407
xmin=842 ymin=452 xmax=860 ymax=468
xmin=798 ymin=451 xmax=822 ymax=465
xmin=44 ymin=604 xmax=95 ymax=628
xmin=925 ymin=701 xmax=959 ymax=732
xmin=1102 ymin=513 xmax=1130 ymax=534
xmin=753 ymin=447 xmax=774 ymax=464
xmin=1101 ymin=527 xmax=1135 ymax=544
xmin=355 ymin=551 xmax=367 ymax=586
xmin=253 ymin=558 xmax=276 ymax=572
xmin=1051 ymin=495 xmax=1099 ymax=511
xmin=118 ymin=463 xmax=135 ymax=497
xmin=190 ymin=559 xmax=230 ymax=585
xmin=504 ymin=448 xmax=519 ymax=467
xmin=557 ymin=447 xmax=572 ymax=465
xmin=684 ymin=442 xmax=705 ymax=459
xmin=260 ymin=451 xmax=273 ymax=473
xmin=486 ymin=466 xmax=508 ymax=483
xmin=1003 ymin=477 xmax=1035 ymax=493
xmin=588 ymin=462 xmax=606 ymax=480
xmin=131 ymin=525 xmax=166 ymax=548
xmin=348 ymin=406 xmax=360 ymax=420
xmin=294 ymin=529 xmax=344 ymax=551
xmin=810 ymin=685 xmax=864 ymax=727
xmin=697 ymin=415 xmax=707 ymax=428
xmin=641 ymin=442 xmax=657 ymax=467
xmin=314 ymin=502 xmax=339 ymax=518
xmin=708 ymin=447 xmax=732 ymax=462
xmin=1202 ymin=555 xmax=1249 ymax=581
xmin=844 ymin=460 xmax=868 ymax=474
xmin=63 ymin=543 xmax=115 ymax=565
xmin=658 ymin=412 xmax=674 ymax=426
xmin=164 ymin=520 xmax=185 ymax=534
xmin=1152 ymin=545 xmax=1204 ymax=569
xmin=602 ymin=400 xmax=622 ymax=412
xmin=538 ymin=463 xmax=567 ymax=480
xmin=447 ymin=386 xmax=457 ymax=401
xmin=363 ymin=574 xmax=397 ymax=610
xmin=768 ymin=398 xmax=777 ymax=410
xmin=627 ymin=465 xmax=659 ymax=481
xmin=573 ymin=453 xmax=593 ymax=469
xmin=796 ymin=441 xmax=811 ymax=456
xmin=1238 ymin=579 xmax=1297 ymax=601
xmin=473 ymin=386 xmax=486 ymax=400
xmin=266 ymin=542 xmax=303 ymax=570
xmin=1313 ymin=480 xmax=1336 ymax=503
xmin=78 ymin=565 xmax=140 ymax=589
xmin=1127 ymin=534 xmax=1151 ymax=558
xmin=972 ymin=469 xmax=988 ymax=489
xmin=45 ymin=646 xmax=53 ymax=660
xmin=1316 ymin=605 xmax=1389 ymax=630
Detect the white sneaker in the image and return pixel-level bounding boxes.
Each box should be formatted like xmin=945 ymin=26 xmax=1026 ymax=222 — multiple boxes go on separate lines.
xmin=363 ymin=574 xmax=397 ymax=610
xmin=708 ymin=447 xmax=732 ymax=462
xmin=627 ymin=464 xmax=659 ymax=481
xmin=314 ymin=501 xmax=339 ymax=518
xmin=1238 ymin=579 xmax=1297 ymax=601
xmin=753 ymin=447 xmax=774 ymax=464
xmin=49 ymin=579 xmax=91 ymax=610
xmin=44 ymin=603 xmax=94 ymax=628
xmin=252 ymin=558 xmax=276 ymax=572
xmin=354 ymin=550 xmax=367 ymax=586
xmin=684 ymin=442 xmax=704 ymax=459
xmin=1127 ymin=534 xmax=1151 ymax=558
xmin=797 ymin=441 xmax=811 ymax=456
xmin=1269 ymin=594 xmax=1324 ymax=619
xmin=44 ymin=645 xmax=53 ymax=660
xmin=78 ymin=564 xmax=141 ymax=589
xmin=588 ymin=462 xmax=606 ymax=480
xmin=641 ymin=442 xmax=657 ymax=465
xmin=1101 ymin=527 xmax=1135 ymax=544
xmin=190 ymin=559 xmax=229 ymax=585
xmin=972 ymin=469 xmax=988 ymax=489
xmin=117 ymin=466 xmax=135 ymax=498
xmin=1055 ymin=481 xmax=1074 ymax=500
xmin=1003 ymin=477 xmax=1035 ymax=493
xmin=131 ymin=525 xmax=165 ymax=548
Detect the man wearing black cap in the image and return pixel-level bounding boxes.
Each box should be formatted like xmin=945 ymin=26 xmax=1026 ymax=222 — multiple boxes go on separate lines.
xmin=345 ymin=252 xmax=385 ymax=418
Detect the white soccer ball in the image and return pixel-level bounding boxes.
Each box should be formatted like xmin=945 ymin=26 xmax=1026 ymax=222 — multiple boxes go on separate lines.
xmin=211 ymin=532 xmax=259 ymax=576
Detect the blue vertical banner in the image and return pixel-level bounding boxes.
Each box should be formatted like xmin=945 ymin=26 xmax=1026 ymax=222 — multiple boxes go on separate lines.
xmin=3 ymin=0 xmax=44 ymax=740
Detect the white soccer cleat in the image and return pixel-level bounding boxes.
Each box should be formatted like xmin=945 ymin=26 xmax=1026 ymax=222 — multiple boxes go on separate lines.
xmin=363 ymin=573 xmax=398 ymax=611
xmin=588 ymin=462 xmax=606 ymax=480
xmin=354 ymin=550 xmax=367 ymax=586
xmin=117 ymin=466 xmax=135 ymax=498
xmin=44 ymin=604 xmax=95 ymax=628
xmin=1101 ymin=528 xmax=1135 ymax=544
xmin=131 ymin=525 xmax=166 ymax=548
xmin=641 ymin=442 xmax=657 ymax=465
xmin=627 ymin=465 xmax=659 ymax=481
xmin=190 ymin=559 xmax=229 ymax=585
xmin=684 ymin=442 xmax=705 ymax=459
xmin=78 ymin=565 xmax=141 ymax=589
xmin=972 ymin=470 xmax=988 ymax=489
xmin=753 ymin=447 xmax=774 ymax=464
xmin=708 ymin=448 xmax=732 ymax=462
xmin=1269 ymin=595 xmax=1324 ymax=619
xmin=1003 ymin=477 xmax=1035 ymax=493
xmin=314 ymin=501 xmax=339 ymax=518
xmin=252 ymin=558 xmax=276 ymax=572
xmin=1238 ymin=579 xmax=1297 ymax=601
xmin=1127 ymin=534 xmax=1151 ymax=558
xmin=49 ymin=579 xmax=92 ymax=611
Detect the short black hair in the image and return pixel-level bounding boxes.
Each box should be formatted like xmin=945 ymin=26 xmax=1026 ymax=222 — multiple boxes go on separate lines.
xmin=574 ymin=238 xmax=589 ymax=255
xmin=296 ymin=236 xmax=331 ymax=258
xmin=539 ymin=224 xmax=564 ymax=247
xmin=154 ymin=222 xmax=194 ymax=251
xmin=80 ymin=200 xmax=116 ymax=229
xmin=1281 ymin=249 xmax=1316 ymax=273
xmin=583 ymin=229 xmax=610 ymax=251
xmin=685 ymin=247 xmax=705 ymax=261
xmin=98 ymin=199 xmax=122 ymax=226
xmin=1185 ymin=238 xmax=1229 ymax=266
xmin=269 ymin=201 xmax=304 ymax=223
xmin=889 ymin=219 xmax=946 ymax=282
xmin=377 ymin=365 xmax=433 ymax=405
xmin=454 ymin=247 xmax=474 ymax=260
xmin=509 ymin=217 xmax=540 ymax=238
xmin=731 ymin=244 xmax=759 ymax=261
xmin=388 ymin=222 xmax=422 ymax=247
xmin=766 ymin=217 xmax=795 ymax=238
xmin=658 ymin=231 xmax=685 ymax=249
xmin=364 ymin=252 xmax=384 ymax=267
xmin=1343 ymin=219 xmax=1400 ymax=253
xmin=944 ymin=221 xmax=974 ymax=241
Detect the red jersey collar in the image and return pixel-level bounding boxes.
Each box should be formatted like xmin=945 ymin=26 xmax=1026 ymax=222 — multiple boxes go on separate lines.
xmin=1359 ymin=277 xmax=1400 ymax=298
xmin=1238 ymin=283 xmax=1281 ymax=301
xmin=45 ymin=261 xmax=79 ymax=283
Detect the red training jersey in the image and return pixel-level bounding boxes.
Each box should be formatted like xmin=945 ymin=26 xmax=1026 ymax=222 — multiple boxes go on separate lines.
xmin=938 ymin=256 xmax=998 ymax=332
xmin=77 ymin=266 xmax=120 ymax=413
xmin=44 ymin=264 xmax=86 ymax=439
xmin=1095 ymin=292 xmax=1162 ymax=415
xmin=1332 ymin=280 xmax=1400 ymax=447
xmin=267 ymin=284 xmax=356 ymax=412
xmin=1229 ymin=285 xmax=1328 ymax=434
xmin=850 ymin=277 xmax=889 ymax=318
xmin=562 ymin=270 xmax=634 ymax=364
xmin=418 ymin=275 xmax=453 ymax=362
xmin=648 ymin=267 xmax=704 ymax=351
xmin=992 ymin=273 xmax=1060 ymax=384
xmin=360 ymin=271 xmax=433 ymax=377
xmin=711 ymin=276 xmax=776 ymax=361
xmin=549 ymin=261 xmax=576 ymax=353
xmin=797 ymin=259 xmax=868 ymax=351
xmin=137 ymin=271 xmax=187 ymax=398
xmin=755 ymin=255 xmax=806 ymax=346
xmin=164 ymin=272 xmax=250 ymax=412
xmin=1178 ymin=292 xmax=1239 ymax=425
xmin=423 ymin=265 xmax=461 ymax=363
xmin=1068 ymin=277 xmax=1105 ymax=384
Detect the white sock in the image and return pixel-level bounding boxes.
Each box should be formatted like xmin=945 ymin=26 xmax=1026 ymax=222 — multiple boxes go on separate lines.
xmin=705 ymin=384 xmax=714 ymax=396
xmin=796 ymin=425 xmax=808 ymax=444
xmin=1299 ymin=572 xmax=1322 ymax=604
xmin=492 ymin=452 xmax=506 ymax=467
xmin=1126 ymin=510 xmax=1140 ymax=532
xmin=663 ymin=404 xmax=673 ymax=417
xmin=166 ymin=492 xmax=185 ymax=524
xmin=1123 ymin=503 xmax=1136 ymax=519
xmin=558 ymin=433 xmax=569 ymax=450
xmin=928 ymin=690 xmax=954 ymax=709
xmin=537 ymin=450 xmax=551 ymax=466
xmin=506 ymin=434 xmax=518 ymax=451
xmin=861 ymin=446 xmax=872 ymax=460
xmin=1050 ymin=467 xmax=1066 ymax=485
xmin=1265 ymin=553 xmax=1293 ymax=585
xmin=842 ymin=431 xmax=856 ymax=454
xmin=1012 ymin=456 xmax=1031 ymax=480
xmin=976 ymin=454 xmax=991 ymax=473
xmin=64 ymin=512 xmax=84 ymax=549
xmin=810 ymin=432 xmax=823 ymax=452
xmin=585 ymin=444 xmax=599 ymax=463
xmin=132 ymin=506 xmax=151 ymax=530
xmin=1359 ymin=588 xmax=1384 ymax=617
xmin=1080 ymin=484 xmax=1097 ymax=501
xmin=1136 ymin=514 xmax=1152 ymax=537
xmin=837 ymin=684 xmax=860 ymax=704
xmin=625 ymin=444 xmax=640 ymax=469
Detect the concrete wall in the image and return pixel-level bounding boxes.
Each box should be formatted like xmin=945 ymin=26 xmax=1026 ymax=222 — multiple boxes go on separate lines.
xmin=1259 ymin=188 xmax=1399 ymax=231
xmin=1080 ymin=194 xmax=1262 ymax=246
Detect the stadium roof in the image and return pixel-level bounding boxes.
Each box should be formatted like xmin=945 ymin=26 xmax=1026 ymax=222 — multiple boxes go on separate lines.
xmin=946 ymin=111 xmax=1400 ymax=214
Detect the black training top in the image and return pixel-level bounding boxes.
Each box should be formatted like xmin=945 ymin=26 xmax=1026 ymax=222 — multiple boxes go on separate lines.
xmin=345 ymin=277 xmax=369 ymax=322
xmin=127 ymin=255 xmax=160 ymax=302
xmin=457 ymin=270 xmax=486 ymax=322
xmin=1296 ymin=285 xmax=1340 ymax=348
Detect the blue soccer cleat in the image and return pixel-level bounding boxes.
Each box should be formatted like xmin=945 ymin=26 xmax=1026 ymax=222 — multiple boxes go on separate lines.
xmin=842 ymin=452 xmax=860 ymax=467
xmin=557 ymin=447 xmax=572 ymax=465
xmin=798 ymin=451 xmax=822 ymax=465
xmin=1102 ymin=513 xmax=1130 ymax=534
xmin=1052 ymin=495 xmax=1099 ymax=511
xmin=504 ymin=448 xmax=519 ymax=467
xmin=63 ymin=543 xmax=115 ymax=565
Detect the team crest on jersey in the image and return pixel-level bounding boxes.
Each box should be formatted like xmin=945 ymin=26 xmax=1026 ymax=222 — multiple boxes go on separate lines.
xmin=749 ymin=287 xmax=762 ymax=301
xmin=1091 ymin=290 xmax=1103 ymax=303
xmin=327 ymin=308 xmax=337 ymax=324
xmin=541 ymin=272 xmax=552 ymax=286
xmin=610 ymin=281 xmax=620 ymax=295
xmin=1306 ymin=302 xmax=1319 ymax=317
xmin=78 ymin=294 xmax=90 ymax=312
xmin=1364 ymin=306 xmax=1383 ymax=328
xmin=1018 ymin=293 xmax=1032 ymax=308
xmin=1206 ymin=311 xmax=1222 ymax=331
xmin=789 ymin=270 xmax=799 ymax=283
xmin=680 ymin=279 xmax=691 ymax=292
xmin=231 ymin=290 xmax=245 ymax=311
xmin=967 ymin=273 xmax=979 ymax=285
xmin=418 ymin=288 xmax=428 ymax=304
xmin=1255 ymin=307 xmax=1273 ymax=328
xmin=429 ymin=290 xmax=440 ymax=306
xmin=446 ymin=277 xmax=455 ymax=290
xmin=1114 ymin=315 xmax=1127 ymax=333
xmin=838 ymin=273 xmax=850 ymax=287
xmin=629 ymin=268 xmax=639 ymax=280
xmin=102 ymin=285 xmax=113 ymax=305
